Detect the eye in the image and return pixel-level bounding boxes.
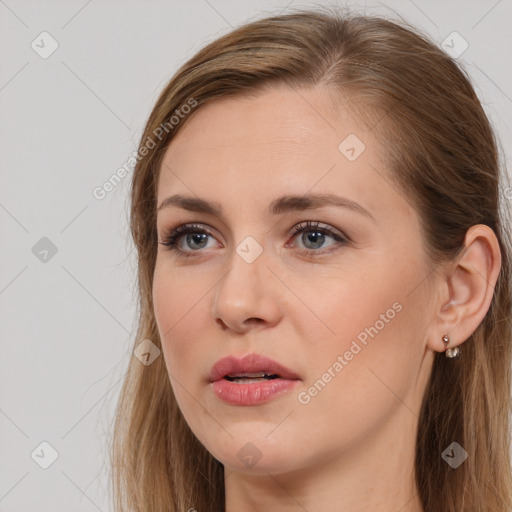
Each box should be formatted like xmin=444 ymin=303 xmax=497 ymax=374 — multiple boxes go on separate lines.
xmin=158 ymin=221 xmax=349 ymax=258
xmin=158 ymin=223 xmax=219 ymax=257
xmin=287 ymin=221 xmax=348 ymax=254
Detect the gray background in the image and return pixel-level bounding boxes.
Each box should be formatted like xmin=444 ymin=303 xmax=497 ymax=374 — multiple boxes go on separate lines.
xmin=1 ymin=0 xmax=511 ymax=510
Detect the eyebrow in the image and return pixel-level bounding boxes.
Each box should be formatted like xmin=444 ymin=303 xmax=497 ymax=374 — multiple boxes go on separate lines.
xmin=157 ymin=193 xmax=376 ymax=222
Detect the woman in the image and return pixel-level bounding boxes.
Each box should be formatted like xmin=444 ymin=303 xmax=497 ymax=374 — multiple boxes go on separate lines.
xmin=110 ymin=8 xmax=512 ymax=511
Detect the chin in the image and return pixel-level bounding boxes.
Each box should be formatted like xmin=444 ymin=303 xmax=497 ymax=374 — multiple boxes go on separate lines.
xmin=206 ymin=432 xmax=305 ymax=476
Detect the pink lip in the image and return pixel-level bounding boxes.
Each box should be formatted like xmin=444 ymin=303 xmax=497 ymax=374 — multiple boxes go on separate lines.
xmin=209 ymin=353 xmax=300 ymax=382
xmin=208 ymin=353 xmax=301 ymax=406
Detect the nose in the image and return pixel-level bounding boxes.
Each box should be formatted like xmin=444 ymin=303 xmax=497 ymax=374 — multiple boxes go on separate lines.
xmin=211 ymin=244 xmax=283 ymax=333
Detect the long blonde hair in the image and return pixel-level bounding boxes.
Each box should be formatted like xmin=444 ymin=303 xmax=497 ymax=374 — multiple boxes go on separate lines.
xmin=109 ymin=8 xmax=512 ymax=511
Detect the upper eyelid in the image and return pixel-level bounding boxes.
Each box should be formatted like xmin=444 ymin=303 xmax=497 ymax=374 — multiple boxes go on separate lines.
xmin=161 ymin=220 xmax=342 ymax=235
xmin=160 ymin=221 xmax=347 ymax=245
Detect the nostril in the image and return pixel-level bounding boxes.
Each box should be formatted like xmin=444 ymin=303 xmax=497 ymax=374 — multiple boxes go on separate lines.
xmin=214 ymin=316 xmax=265 ymax=332
xmin=245 ymin=318 xmax=263 ymax=324
xmin=215 ymin=318 xmax=228 ymax=330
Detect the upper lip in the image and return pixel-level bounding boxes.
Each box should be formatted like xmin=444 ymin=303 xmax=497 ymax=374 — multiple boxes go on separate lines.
xmin=209 ymin=353 xmax=301 ymax=382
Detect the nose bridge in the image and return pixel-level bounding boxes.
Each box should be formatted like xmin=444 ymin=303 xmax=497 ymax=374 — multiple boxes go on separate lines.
xmin=211 ymin=236 xmax=281 ymax=329
xmin=216 ymin=239 xmax=266 ymax=309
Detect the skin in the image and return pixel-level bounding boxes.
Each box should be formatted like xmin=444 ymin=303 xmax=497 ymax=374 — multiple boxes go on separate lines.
xmin=152 ymin=85 xmax=501 ymax=511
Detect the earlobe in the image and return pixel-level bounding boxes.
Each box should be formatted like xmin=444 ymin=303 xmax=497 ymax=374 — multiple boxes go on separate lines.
xmin=433 ymin=224 xmax=502 ymax=355
xmin=442 ymin=333 xmax=461 ymax=358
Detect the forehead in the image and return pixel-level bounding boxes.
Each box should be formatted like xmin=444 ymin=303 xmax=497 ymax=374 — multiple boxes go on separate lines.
xmin=157 ymin=86 xmax=414 ymax=223
xmin=163 ymin=86 xmax=362 ymax=165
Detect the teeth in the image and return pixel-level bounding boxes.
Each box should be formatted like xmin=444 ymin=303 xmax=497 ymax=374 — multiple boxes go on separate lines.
xmin=232 ymin=378 xmax=270 ymax=384
xmin=227 ymin=372 xmax=268 ymax=378
xmin=224 ymin=372 xmax=280 ymax=382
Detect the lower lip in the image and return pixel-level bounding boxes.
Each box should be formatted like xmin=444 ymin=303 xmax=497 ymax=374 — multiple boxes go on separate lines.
xmin=211 ymin=378 xmax=300 ymax=405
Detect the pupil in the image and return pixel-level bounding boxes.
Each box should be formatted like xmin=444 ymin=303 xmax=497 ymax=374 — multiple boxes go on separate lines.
xmin=303 ymin=231 xmax=324 ymax=249
xmin=187 ymin=232 xmax=207 ymax=249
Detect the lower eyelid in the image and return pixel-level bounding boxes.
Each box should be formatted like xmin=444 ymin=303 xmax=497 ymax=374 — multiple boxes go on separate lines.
xmin=159 ymin=223 xmax=348 ymax=254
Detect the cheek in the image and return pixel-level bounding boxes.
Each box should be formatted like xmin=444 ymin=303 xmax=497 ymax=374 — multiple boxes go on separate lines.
xmin=152 ymin=262 xmax=204 ymax=331
xmin=299 ymin=254 xmax=423 ymax=389
xmin=290 ymin=263 xmax=394 ymax=353
xmin=293 ymin=290 xmax=422 ymax=450
xmin=152 ymin=263 xmax=215 ymax=384
xmin=153 ymin=269 xmax=176 ymax=342
xmin=153 ymin=267 xmax=195 ymax=369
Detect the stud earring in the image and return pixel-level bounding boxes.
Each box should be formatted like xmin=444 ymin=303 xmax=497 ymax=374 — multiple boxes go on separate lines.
xmin=442 ymin=334 xmax=461 ymax=358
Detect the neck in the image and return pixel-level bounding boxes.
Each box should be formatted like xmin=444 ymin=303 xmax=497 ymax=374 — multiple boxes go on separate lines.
xmin=224 ymin=401 xmax=424 ymax=512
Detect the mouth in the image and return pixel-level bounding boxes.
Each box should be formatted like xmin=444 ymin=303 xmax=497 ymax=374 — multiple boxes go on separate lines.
xmin=209 ymin=353 xmax=301 ymax=383
xmin=223 ymin=372 xmax=281 ymax=383
xmin=209 ymin=355 xmax=301 ymax=406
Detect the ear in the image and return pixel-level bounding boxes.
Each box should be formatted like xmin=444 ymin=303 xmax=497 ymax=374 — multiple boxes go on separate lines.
xmin=429 ymin=224 xmax=502 ymax=354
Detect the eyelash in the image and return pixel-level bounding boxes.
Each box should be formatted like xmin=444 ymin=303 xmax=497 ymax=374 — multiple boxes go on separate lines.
xmin=158 ymin=221 xmax=349 ymax=258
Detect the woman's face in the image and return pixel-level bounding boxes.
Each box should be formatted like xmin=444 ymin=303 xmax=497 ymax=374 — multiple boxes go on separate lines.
xmin=153 ymin=85 xmax=436 ymax=477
